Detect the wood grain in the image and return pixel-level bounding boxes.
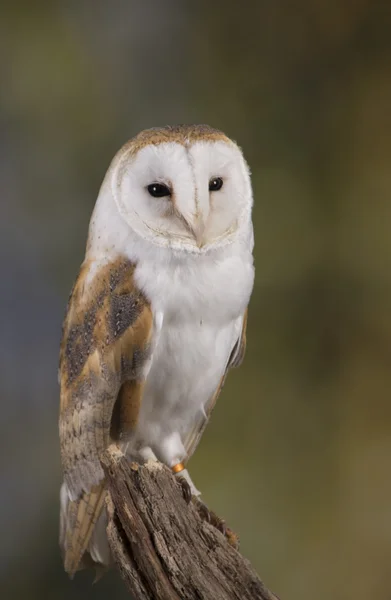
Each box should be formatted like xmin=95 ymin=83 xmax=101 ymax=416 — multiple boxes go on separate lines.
xmin=101 ymin=446 xmax=280 ymax=600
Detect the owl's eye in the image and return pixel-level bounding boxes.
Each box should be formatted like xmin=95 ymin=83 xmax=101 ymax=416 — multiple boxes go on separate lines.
xmin=209 ymin=177 xmax=223 ymax=192
xmin=147 ymin=183 xmax=171 ymax=198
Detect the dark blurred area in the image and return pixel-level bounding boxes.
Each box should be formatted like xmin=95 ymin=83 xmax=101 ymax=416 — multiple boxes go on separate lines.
xmin=1 ymin=1 xmax=391 ymax=599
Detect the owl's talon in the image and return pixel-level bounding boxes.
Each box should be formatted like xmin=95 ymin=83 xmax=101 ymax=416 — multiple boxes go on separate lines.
xmin=177 ymin=476 xmax=192 ymax=504
xmin=209 ymin=510 xmax=229 ymax=539
xmin=193 ymin=498 xmax=212 ymax=523
xmin=191 ymin=497 xmax=239 ymax=548
xmin=215 ymin=515 xmax=227 ymax=536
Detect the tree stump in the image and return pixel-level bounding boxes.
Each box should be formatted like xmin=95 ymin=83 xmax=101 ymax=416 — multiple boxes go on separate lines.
xmin=101 ymin=446 xmax=280 ymax=600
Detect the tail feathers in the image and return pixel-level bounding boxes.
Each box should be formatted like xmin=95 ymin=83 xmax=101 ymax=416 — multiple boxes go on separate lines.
xmin=60 ymin=482 xmax=107 ymax=578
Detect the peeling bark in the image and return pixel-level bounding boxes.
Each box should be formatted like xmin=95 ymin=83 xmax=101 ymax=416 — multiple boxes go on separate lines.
xmin=101 ymin=447 xmax=280 ymax=600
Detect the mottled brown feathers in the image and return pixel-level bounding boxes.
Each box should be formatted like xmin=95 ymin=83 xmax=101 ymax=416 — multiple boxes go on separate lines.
xmin=60 ymin=258 xmax=151 ymax=411
xmin=119 ymin=124 xmax=231 ymax=160
xmin=61 ymin=484 xmax=106 ymax=576
xmin=59 ymin=256 xmax=153 ymax=576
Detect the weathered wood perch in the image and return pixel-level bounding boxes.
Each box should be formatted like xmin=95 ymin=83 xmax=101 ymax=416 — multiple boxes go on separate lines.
xmin=101 ymin=446 xmax=280 ymax=600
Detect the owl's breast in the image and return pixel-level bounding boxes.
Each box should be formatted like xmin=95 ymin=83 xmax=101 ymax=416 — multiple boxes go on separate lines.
xmin=135 ymin=312 xmax=239 ymax=454
xmin=129 ymin=240 xmax=253 ymax=456
xmin=134 ymin=240 xmax=254 ymax=326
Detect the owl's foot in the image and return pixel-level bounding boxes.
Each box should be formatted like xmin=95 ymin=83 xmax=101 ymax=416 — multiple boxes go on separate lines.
xmin=177 ymin=475 xmax=193 ymax=504
xmin=175 ymin=472 xmax=239 ymax=549
xmin=192 ymin=496 xmax=240 ymax=550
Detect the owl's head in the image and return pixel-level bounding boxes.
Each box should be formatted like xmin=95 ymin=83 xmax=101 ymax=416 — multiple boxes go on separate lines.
xmin=88 ymin=125 xmax=253 ymax=256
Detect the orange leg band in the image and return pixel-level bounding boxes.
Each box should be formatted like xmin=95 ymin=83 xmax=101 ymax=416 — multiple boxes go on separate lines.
xmin=171 ymin=462 xmax=185 ymax=474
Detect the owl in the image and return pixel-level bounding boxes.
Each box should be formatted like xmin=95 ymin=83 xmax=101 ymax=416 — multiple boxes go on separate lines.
xmin=59 ymin=124 xmax=254 ymax=577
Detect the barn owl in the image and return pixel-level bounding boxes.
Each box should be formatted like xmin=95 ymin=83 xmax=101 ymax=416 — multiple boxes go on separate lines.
xmin=59 ymin=124 xmax=254 ymax=577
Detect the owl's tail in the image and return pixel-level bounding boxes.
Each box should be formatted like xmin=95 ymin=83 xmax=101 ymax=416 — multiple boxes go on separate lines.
xmin=59 ymin=481 xmax=110 ymax=577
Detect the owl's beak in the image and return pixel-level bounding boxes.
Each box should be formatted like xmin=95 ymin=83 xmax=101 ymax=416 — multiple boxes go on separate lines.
xmin=176 ymin=208 xmax=207 ymax=247
xmin=193 ymin=220 xmax=206 ymax=248
xmin=178 ymin=213 xmax=206 ymax=247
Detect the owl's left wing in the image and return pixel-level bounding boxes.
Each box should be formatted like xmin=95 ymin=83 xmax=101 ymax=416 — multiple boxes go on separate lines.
xmin=183 ymin=309 xmax=248 ymax=459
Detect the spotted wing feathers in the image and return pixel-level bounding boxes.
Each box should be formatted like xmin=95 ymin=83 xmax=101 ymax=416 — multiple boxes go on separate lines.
xmin=59 ymin=257 xmax=153 ymax=576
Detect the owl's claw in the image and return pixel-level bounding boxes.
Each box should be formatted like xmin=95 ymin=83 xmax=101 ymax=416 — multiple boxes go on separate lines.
xmin=174 ymin=471 xmax=239 ymax=548
xmin=177 ymin=475 xmax=192 ymax=504
xmin=193 ymin=498 xmax=211 ymax=523
xmin=191 ymin=497 xmax=239 ymax=549
xmin=210 ymin=510 xmax=227 ymax=536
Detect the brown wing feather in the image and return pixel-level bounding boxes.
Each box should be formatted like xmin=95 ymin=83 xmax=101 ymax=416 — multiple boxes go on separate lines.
xmin=59 ymin=257 xmax=153 ymax=576
xmin=183 ymin=309 xmax=248 ymax=459
xmin=61 ymin=484 xmax=106 ymax=576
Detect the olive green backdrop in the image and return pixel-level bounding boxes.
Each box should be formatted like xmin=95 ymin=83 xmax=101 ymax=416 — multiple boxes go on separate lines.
xmin=1 ymin=2 xmax=390 ymax=599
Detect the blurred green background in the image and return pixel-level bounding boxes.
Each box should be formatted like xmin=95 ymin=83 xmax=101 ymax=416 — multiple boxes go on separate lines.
xmin=1 ymin=2 xmax=391 ymax=599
